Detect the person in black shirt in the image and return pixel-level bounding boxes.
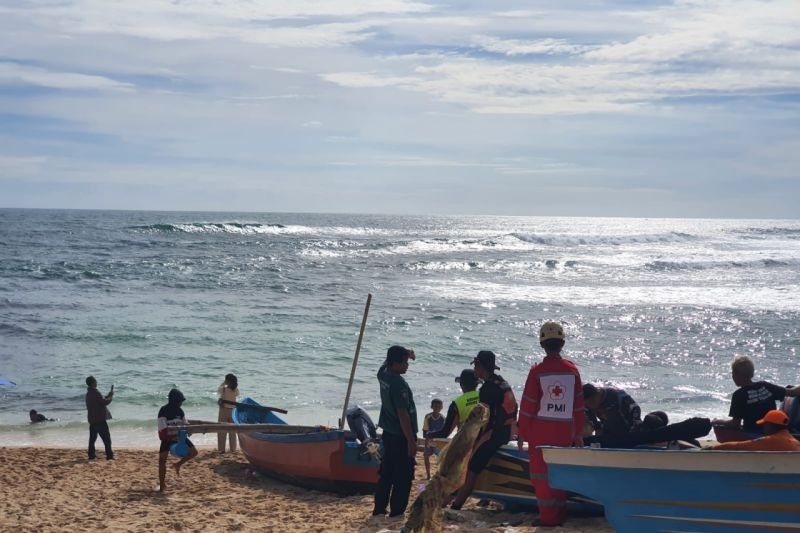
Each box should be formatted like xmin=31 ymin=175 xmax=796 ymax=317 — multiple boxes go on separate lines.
xmin=583 ymin=384 xmax=643 ymax=446
xmin=29 ymin=409 xmax=53 ymax=423
xmin=451 ymin=351 xmax=518 ymax=510
xmin=157 ymin=389 xmax=197 ymax=492
xmin=713 ymin=355 xmax=799 ymax=434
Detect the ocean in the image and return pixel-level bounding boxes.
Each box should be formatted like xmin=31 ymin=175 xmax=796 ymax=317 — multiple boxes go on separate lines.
xmin=1 ymin=209 xmax=799 ymax=447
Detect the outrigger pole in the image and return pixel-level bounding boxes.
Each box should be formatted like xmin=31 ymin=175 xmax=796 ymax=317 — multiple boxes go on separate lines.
xmin=339 ymin=293 xmax=372 ymax=430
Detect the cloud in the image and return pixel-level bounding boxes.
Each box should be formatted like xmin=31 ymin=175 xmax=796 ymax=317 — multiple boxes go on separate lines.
xmin=2 ymin=1 xmax=432 ymax=49
xmin=0 ymin=61 xmax=132 ymax=91
xmin=1 ymin=0 xmax=799 ymax=216
xmin=472 ymin=35 xmax=593 ymax=56
xmin=319 ymin=0 xmax=800 ymax=115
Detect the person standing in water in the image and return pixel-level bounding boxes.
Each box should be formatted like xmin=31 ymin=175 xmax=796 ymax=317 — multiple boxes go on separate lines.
xmin=85 ymin=376 xmax=114 ymax=460
xmin=518 ymin=321 xmax=584 ymax=527
xmin=217 ymin=374 xmax=239 ymax=453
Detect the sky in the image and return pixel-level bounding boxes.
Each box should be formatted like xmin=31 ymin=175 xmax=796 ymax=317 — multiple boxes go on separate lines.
xmin=0 ymin=0 xmax=799 ymax=217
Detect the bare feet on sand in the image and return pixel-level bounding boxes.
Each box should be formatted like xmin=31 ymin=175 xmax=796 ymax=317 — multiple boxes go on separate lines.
xmin=172 ymin=462 xmax=182 ymax=476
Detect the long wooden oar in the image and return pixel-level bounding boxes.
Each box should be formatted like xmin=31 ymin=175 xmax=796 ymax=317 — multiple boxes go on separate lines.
xmin=339 ymin=293 xmax=372 ymax=429
xmin=170 ymin=423 xmax=329 ymax=435
xmin=221 ymin=399 xmax=288 ymax=415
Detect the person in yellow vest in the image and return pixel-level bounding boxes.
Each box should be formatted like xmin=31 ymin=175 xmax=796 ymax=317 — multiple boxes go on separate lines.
xmin=217 ymin=374 xmax=239 ymax=453
xmin=711 ymin=410 xmax=800 ymax=451
xmin=426 ymin=369 xmax=480 ymax=440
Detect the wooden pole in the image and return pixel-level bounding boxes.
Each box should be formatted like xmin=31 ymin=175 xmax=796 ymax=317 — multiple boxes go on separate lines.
xmin=339 ymin=293 xmax=372 ymax=429
xmin=169 ymin=423 xmax=334 ymax=435
xmin=220 ymin=399 xmax=288 ymax=414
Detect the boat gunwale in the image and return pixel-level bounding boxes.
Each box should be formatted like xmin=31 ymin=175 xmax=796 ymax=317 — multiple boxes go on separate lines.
xmin=541 ymin=446 xmax=800 ymax=475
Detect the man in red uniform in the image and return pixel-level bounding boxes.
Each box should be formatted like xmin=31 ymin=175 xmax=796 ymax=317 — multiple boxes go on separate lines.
xmin=518 ymin=321 xmax=584 ymax=527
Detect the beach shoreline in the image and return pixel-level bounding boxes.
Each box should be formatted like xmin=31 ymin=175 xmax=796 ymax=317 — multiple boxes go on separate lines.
xmin=0 ymin=446 xmax=612 ymax=532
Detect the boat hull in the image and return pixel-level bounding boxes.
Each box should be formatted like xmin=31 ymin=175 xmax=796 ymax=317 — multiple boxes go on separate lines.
xmin=233 ymin=397 xmax=379 ymax=495
xmin=237 ymin=428 xmax=378 ymax=495
xmin=714 ymin=425 xmax=800 ymax=443
xmin=473 ymin=445 xmax=603 ymax=515
xmin=542 ymin=447 xmax=800 ymax=533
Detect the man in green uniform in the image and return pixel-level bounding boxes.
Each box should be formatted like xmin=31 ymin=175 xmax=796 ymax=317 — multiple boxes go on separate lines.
xmin=373 ymin=345 xmax=418 ymax=518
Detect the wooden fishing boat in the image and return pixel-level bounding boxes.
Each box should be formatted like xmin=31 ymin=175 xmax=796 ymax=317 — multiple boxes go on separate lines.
xmin=713 ymin=425 xmax=799 ymax=443
xmin=233 ymin=400 xmax=601 ymax=513
xmin=232 ymin=397 xmax=380 ymax=495
xmin=542 ymin=446 xmax=800 ymax=533
xmin=473 ymin=445 xmax=603 ymax=515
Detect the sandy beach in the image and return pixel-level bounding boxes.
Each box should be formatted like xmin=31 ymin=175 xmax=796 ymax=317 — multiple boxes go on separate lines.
xmin=0 ymin=446 xmax=612 ymax=532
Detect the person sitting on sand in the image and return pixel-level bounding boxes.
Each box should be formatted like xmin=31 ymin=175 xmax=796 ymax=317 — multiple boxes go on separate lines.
xmin=711 ymin=410 xmax=800 ymax=451
xmin=426 ymin=369 xmax=481 ymax=441
xmin=450 ymin=351 xmax=518 ymax=510
xmin=29 ymin=409 xmax=53 ymax=423
xmin=422 ymin=398 xmax=445 ymax=480
xmin=217 ymin=373 xmax=239 ymax=453
xmin=157 ymin=389 xmax=198 ymax=492
xmin=712 ymin=355 xmax=800 ymax=435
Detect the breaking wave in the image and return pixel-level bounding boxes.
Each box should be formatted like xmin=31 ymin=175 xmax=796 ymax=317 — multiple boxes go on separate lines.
xmin=510 ymin=231 xmax=696 ymax=246
xmin=645 ymin=258 xmax=793 ymax=271
xmin=405 ymin=259 xmax=580 ymax=272
xmin=129 ymin=222 xmax=397 ymax=237
xmin=735 ymin=226 xmax=800 ymax=239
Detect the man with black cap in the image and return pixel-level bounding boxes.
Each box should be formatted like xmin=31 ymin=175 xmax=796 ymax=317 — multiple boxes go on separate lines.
xmin=450 ymin=350 xmax=518 ymax=510
xmin=373 ymin=345 xmax=418 ymax=518
xmin=426 ymin=369 xmax=480 ymax=439
xmin=157 ymin=388 xmax=198 ymax=492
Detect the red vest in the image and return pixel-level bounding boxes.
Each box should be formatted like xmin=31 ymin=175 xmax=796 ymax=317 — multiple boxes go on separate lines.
xmin=518 ymin=354 xmax=584 ymax=442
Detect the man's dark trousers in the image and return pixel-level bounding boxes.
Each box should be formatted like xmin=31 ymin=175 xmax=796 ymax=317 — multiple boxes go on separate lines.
xmin=373 ymin=432 xmax=416 ymax=516
xmin=88 ymin=421 xmax=114 ymax=460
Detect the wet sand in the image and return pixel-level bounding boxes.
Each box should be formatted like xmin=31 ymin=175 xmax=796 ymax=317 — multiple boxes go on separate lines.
xmin=0 ymin=446 xmax=612 ymax=532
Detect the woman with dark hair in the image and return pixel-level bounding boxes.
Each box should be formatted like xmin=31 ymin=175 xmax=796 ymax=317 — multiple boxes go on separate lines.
xmin=217 ymin=373 xmax=239 ymax=453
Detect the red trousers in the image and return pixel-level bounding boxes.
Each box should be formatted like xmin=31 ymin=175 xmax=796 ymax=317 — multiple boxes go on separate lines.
xmin=529 ymin=435 xmax=571 ymax=526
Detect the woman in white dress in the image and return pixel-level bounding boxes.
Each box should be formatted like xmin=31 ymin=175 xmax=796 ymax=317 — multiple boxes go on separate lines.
xmin=217 ymin=374 xmax=239 ymax=453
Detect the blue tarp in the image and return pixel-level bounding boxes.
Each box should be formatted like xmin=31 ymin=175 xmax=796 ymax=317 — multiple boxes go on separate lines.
xmin=0 ymin=376 xmax=16 ymax=387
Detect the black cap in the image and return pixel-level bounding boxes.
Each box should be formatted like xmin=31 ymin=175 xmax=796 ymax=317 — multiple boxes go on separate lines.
xmin=455 ymin=369 xmax=478 ymax=387
xmin=168 ymin=388 xmax=186 ymax=404
xmin=472 ymin=350 xmax=499 ymax=370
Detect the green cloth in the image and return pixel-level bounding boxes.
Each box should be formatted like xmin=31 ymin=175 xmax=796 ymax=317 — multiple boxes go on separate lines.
xmin=378 ymin=365 xmax=418 ymax=436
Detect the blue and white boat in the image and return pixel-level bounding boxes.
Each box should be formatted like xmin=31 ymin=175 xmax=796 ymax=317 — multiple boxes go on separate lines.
xmin=542 ymin=446 xmax=800 ymax=533
xmin=473 ymin=445 xmax=604 ymax=516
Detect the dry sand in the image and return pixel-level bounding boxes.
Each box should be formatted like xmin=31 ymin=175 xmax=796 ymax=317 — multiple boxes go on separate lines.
xmin=0 ymin=446 xmax=612 ymax=532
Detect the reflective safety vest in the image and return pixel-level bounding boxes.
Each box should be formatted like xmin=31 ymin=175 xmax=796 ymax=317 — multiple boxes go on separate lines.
xmin=454 ymin=390 xmax=480 ymax=426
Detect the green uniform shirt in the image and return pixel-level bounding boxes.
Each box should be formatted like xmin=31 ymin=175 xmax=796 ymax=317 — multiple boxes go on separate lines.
xmin=377 ymin=365 xmax=418 ymax=436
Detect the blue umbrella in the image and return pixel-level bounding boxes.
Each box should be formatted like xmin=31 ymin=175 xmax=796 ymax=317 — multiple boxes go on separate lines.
xmin=0 ymin=376 xmax=16 ymax=387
